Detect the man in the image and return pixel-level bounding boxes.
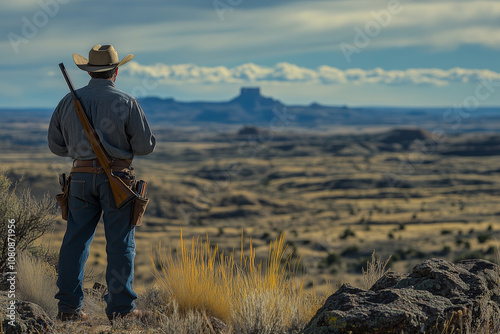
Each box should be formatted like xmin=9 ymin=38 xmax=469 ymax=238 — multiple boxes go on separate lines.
xmin=48 ymin=44 xmax=156 ymax=321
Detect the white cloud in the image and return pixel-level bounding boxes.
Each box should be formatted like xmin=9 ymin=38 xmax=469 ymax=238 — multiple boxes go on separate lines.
xmin=124 ymin=61 xmax=500 ymax=87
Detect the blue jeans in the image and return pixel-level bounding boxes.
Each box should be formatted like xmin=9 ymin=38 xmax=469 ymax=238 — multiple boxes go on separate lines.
xmin=55 ymin=172 xmax=137 ymax=316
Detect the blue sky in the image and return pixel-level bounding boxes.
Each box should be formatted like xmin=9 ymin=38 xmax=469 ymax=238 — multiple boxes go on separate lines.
xmin=1 ymin=0 xmax=499 ymax=108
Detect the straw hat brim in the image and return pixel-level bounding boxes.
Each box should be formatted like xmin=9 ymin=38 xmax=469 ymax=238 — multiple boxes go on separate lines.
xmin=73 ymin=53 xmax=135 ymax=72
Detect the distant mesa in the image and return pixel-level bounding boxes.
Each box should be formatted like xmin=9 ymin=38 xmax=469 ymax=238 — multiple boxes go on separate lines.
xmin=3 ymin=87 xmax=500 ymax=130
xmin=230 ymin=87 xmax=281 ymax=111
xmin=127 ymin=88 xmax=500 ymax=129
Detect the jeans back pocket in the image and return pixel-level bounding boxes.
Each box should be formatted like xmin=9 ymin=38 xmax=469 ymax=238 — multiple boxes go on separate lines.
xmin=69 ymin=179 xmax=88 ymax=210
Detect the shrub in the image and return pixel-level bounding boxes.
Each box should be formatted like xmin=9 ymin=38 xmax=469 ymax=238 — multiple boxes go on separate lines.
xmin=440 ymin=245 xmax=452 ymax=256
xmin=341 ymin=246 xmax=359 ymax=257
xmin=391 ymin=248 xmax=408 ymax=262
xmin=485 ymin=246 xmax=495 ymax=255
xmin=340 ymin=228 xmax=356 ymax=240
xmin=0 ymin=170 xmax=56 ymax=271
xmin=477 ymin=233 xmax=492 ymax=244
xmin=324 ymin=253 xmax=341 ymax=266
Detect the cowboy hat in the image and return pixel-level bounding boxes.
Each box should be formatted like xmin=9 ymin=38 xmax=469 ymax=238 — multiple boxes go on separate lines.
xmin=73 ymin=44 xmax=134 ymax=72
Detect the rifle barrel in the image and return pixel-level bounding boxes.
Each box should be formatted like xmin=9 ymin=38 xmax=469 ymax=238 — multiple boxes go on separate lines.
xmin=59 ymin=63 xmax=79 ymax=100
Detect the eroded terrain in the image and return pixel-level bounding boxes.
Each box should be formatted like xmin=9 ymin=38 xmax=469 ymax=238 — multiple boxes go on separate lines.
xmin=3 ymin=125 xmax=500 ymax=293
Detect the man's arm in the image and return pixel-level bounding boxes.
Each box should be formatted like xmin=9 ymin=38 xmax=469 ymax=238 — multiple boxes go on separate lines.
xmin=126 ymin=99 xmax=156 ymax=156
xmin=47 ymin=99 xmax=69 ymax=157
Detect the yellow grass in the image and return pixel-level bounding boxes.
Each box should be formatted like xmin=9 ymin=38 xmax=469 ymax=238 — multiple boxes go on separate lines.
xmin=151 ymin=231 xmax=322 ymax=332
xmin=151 ymin=231 xmax=234 ymax=321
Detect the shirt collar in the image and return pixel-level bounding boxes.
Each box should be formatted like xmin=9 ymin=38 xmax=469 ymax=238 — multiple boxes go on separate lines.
xmin=88 ymin=78 xmax=116 ymax=88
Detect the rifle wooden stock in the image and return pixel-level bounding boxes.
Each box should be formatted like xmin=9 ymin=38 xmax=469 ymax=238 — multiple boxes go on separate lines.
xmin=59 ymin=63 xmax=137 ymax=209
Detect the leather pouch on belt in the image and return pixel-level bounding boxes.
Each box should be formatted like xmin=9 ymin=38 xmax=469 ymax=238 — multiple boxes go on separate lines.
xmin=130 ymin=179 xmax=149 ymax=227
xmin=131 ymin=196 xmax=149 ymax=227
xmin=56 ymin=173 xmax=71 ymax=221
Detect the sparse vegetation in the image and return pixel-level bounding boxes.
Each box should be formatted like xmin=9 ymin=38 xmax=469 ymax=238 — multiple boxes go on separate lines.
xmin=341 ymin=245 xmax=359 ymax=257
xmin=477 ymin=233 xmax=492 ymax=244
xmin=5 ymin=125 xmax=500 ymax=332
xmin=339 ymin=228 xmax=356 ymax=240
xmin=324 ymin=253 xmax=341 ymax=266
xmin=440 ymin=245 xmax=452 ymax=256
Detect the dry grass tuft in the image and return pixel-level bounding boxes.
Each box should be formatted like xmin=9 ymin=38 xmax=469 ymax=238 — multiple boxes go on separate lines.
xmin=151 ymin=232 xmax=322 ymax=333
xmin=153 ymin=300 xmax=225 ymax=334
xmin=362 ymin=250 xmax=391 ymax=290
xmin=16 ymin=251 xmax=58 ymax=318
xmin=151 ymin=231 xmax=234 ymax=321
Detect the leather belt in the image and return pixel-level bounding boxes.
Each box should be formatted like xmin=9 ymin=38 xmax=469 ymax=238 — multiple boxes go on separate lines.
xmin=71 ymin=159 xmax=133 ymax=174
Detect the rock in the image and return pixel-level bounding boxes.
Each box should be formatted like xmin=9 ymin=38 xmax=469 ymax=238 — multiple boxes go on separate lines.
xmin=303 ymin=258 xmax=500 ymax=334
xmin=0 ymin=273 xmax=11 ymax=291
xmin=2 ymin=301 xmax=54 ymax=334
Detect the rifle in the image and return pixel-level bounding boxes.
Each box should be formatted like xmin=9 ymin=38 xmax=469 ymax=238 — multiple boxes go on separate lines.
xmin=58 ymin=63 xmax=137 ymax=209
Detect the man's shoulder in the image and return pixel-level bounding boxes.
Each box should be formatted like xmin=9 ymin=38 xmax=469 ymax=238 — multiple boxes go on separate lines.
xmin=78 ymin=81 xmax=139 ymax=104
xmin=111 ymin=87 xmax=138 ymax=103
xmin=54 ymin=92 xmax=73 ymax=112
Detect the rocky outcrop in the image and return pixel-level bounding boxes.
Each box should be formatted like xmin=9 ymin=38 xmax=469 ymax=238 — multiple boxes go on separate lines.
xmin=1 ymin=300 xmax=54 ymax=334
xmin=303 ymin=258 xmax=500 ymax=334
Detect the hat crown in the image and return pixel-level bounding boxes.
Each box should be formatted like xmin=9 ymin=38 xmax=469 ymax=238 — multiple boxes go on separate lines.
xmin=88 ymin=45 xmax=120 ymax=66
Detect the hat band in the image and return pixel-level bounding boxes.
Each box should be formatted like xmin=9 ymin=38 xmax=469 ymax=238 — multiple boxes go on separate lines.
xmin=88 ymin=62 xmax=118 ymax=66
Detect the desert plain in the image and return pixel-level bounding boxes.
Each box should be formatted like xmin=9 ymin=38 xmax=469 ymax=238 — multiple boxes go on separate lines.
xmin=2 ymin=117 xmax=500 ymax=297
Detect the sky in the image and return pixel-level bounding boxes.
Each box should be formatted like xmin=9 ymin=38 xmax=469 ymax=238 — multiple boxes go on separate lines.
xmin=1 ymin=0 xmax=499 ymax=108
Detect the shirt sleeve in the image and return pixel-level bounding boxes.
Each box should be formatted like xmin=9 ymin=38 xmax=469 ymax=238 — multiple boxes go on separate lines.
xmin=47 ymin=99 xmax=69 ymax=157
xmin=126 ymin=99 xmax=156 ymax=156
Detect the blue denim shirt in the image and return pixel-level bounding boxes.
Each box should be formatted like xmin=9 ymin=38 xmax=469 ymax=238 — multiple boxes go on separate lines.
xmin=48 ymin=78 xmax=156 ymax=160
